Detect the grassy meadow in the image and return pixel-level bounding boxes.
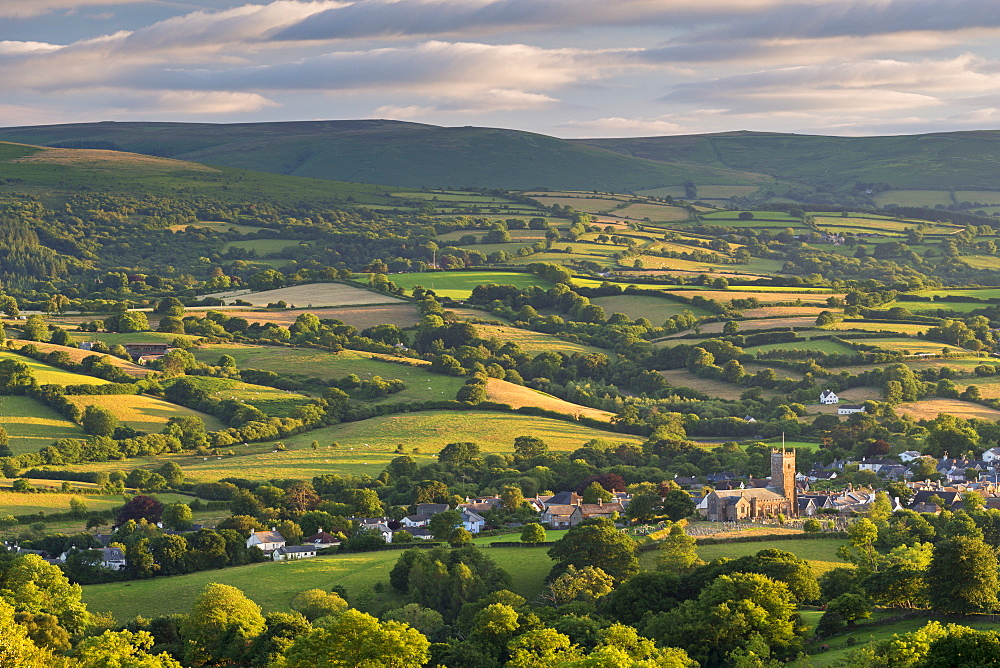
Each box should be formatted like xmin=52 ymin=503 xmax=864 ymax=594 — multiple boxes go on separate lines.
xmin=63 ymin=394 xmax=225 ymax=433
xmin=386 ymin=271 xmax=549 ymax=299
xmin=473 ymin=324 xmax=606 ymax=354
xmin=0 ymin=395 xmax=86 ymax=453
xmin=204 ymin=283 xmax=402 ymax=308
xmin=0 ymin=351 xmax=111 ymax=386
xmin=161 ymin=377 xmax=312 ymax=417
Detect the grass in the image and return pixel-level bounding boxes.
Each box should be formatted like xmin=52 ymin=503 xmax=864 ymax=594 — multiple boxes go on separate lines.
xmin=669 ymin=290 xmax=840 ymax=305
xmin=63 ymin=410 xmax=643 ymax=482
xmin=824 ymin=320 xmax=930 ymax=335
xmin=485 ymin=378 xmax=612 ymax=421
xmin=385 ymin=271 xmax=550 ymax=299
xmin=0 ymin=490 xmax=129 ymax=516
xmin=918 ymin=288 xmax=1000 ymax=299
xmin=657 ymin=368 xmax=763 ymax=401
xmin=0 ymin=351 xmax=111 ymax=386
xmin=474 ymin=324 xmax=607 ymax=354
xmin=867 ymin=338 xmax=963 ymax=355
xmin=589 ymin=295 xmax=708 ymax=322
xmin=614 ymin=203 xmax=692 ymax=222
xmin=747 ymin=339 xmax=856 ymax=355
xmin=6 ymin=340 xmax=150 ymax=378
xmin=160 ymin=377 xmax=312 ymax=417
xmin=189 ymin=344 xmax=466 ymax=404
xmin=82 ymin=544 xmax=556 ymax=620
xmin=221 ymin=239 xmax=299 ymax=255
xmin=204 ymin=283 xmax=401 ymax=308
xmin=695 ymin=537 xmax=847 ymax=577
xmin=872 ymin=190 xmax=954 ymax=208
xmin=0 ymin=395 xmax=87 ymax=453
xmin=63 ymin=394 xmax=225 ymax=433
xmin=70 ymin=331 xmax=200 ymax=347
xmin=197 ymin=305 xmax=422 ymax=330
xmin=895 ymin=398 xmax=1000 ymax=421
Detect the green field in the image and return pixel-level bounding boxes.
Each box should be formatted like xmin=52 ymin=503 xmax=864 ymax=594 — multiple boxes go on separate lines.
xmin=64 ymin=394 xmax=225 ymax=433
xmin=474 ymin=325 xmax=606 ymax=354
xmin=0 ymin=490 xmax=128 ymax=516
xmin=747 ymin=339 xmax=856 ymax=355
xmin=872 ymin=190 xmax=954 ymax=208
xmin=386 ymin=271 xmax=549 ymax=299
xmin=82 ymin=545 xmax=555 ymax=620
xmin=589 ymin=295 xmax=708 ymax=323
xmin=71 ymin=331 xmax=201 ymax=346
xmin=190 ymin=345 xmax=466 ymax=403
xmin=222 ymin=239 xmax=299 ymax=255
xmin=63 ymin=410 xmax=642 ymax=482
xmin=696 ymin=537 xmax=847 ymax=577
xmin=918 ymin=287 xmax=1000 ymax=299
xmin=0 ymin=395 xmax=87 ymax=453
xmin=161 ymin=376 xmax=312 ymax=417
xmin=0 ymin=351 xmax=111 ymax=386
xmin=825 ymin=320 xmax=930 ymax=335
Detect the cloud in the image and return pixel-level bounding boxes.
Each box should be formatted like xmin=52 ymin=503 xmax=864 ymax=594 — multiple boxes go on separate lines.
xmin=0 ymin=41 xmax=64 ymax=55
xmin=151 ymin=90 xmax=280 ymax=114
xmin=0 ymin=0 xmax=137 ymax=19
xmin=560 ymin=116 xmax=684 ymax=137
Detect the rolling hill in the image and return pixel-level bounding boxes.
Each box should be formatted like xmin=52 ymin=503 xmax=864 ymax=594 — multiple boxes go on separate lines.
xmin=0 ymin=120 xmax=772 ymax=192
xmin=576 ymin=130 xmax=1000 ymax=191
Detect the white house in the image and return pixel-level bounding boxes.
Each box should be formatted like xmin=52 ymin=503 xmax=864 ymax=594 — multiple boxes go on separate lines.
xmin=899 ymin=451 xmax=924 ymax=463
xmin=303 ymin=529 xmax=341 ymax=549
xmin=97 ymin=547 xmax=126 ymax=571
xmin=401 ymin=514 xmax=433 ymax=528
xmin=983 ymin=447 xmax=1000 ymax=463
xmin=247 ymin=529 xmax=286 ymax=554
xmin=356 ymin=519 xmax=393 ymax=543
xmin=838 ymin=404 xmax=866 ymax=415
xmin=820 ymin=389 xmax=839 ymax=404
xmin=273 ymin=545 xmax=317 ymax=561
xmin=460 ymin=508 xmax=486 ymax=534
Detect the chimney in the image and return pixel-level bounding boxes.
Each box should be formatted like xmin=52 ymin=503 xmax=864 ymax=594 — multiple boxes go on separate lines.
xmin=598 ymin=498 xmax=603 ymax=506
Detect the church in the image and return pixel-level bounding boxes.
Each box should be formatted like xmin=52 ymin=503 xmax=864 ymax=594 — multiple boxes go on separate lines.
xmin=704 ymin=448 xmax=798 ymax=522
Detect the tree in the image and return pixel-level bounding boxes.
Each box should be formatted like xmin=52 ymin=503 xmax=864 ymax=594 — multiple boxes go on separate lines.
xmin=181 ymin=583 xmax=266 ymax=666
xmin=117 ymin=495 xmax=164 ymax=527
xmin=290 ymin=589 xmax=348 ymax=621
xmin=0 ymin=598 xmax=52 ymax=667
xmin=927 ymin=536 xmax=999 ymax=614
xmin=581 ymin=481 xmax=612 ymax=504
xmin=507 ymin=628 xmax=584 ymax=668
xmin=657 ymin=524 xmax=701 ymax=573
xmin=0 ymin=553 xmax=88 ymax=632
xmin=514 ymin=435 xmax=548 ymax=459
xmin=542 ymin=565 xmax=614 ymax=605
xmin=521 ymin=523 xmax=546 ymax=544
xmin=660 ymin=489 xmax=696 ymax=521
xmin=825 ymin=592 xmax=872 ymax=625
xmin=0 ymin=358 xmax=33 ymax=392
xmin=21 ymin=314 xmax=48 ymax=341
xmin=548 ymin=518 xmax=639 ymax=582
xmin=625 ymin=492 xmax=659 ymax=524
xmin=428 ymin=509 xmax=462 ymax=542
xmin=382 ymin=603 xmax=445 ymax=638
xmin=80 ymin=405 xmax=118 ymax=437
xmin=500 ymin=485 xmax=525 ymax=511
xmin=282 ymin=608 xmax=430 ymax=668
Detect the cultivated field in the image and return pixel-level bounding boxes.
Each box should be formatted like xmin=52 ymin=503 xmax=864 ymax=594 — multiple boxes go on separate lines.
xmin=0 ymin=490 xmax=128 ymax=515
xmin=82 ymin=545 xmax=556 ymax=620
xmin=6 ymin=340 xmax=150 ymax=378
xmin=190 ymin=344 xmax=466 ymax=403
xmin=195 ymin=304 xmax=423 ymax=329
xmin=0 ymin=350 xmax=111 ymax=386
xmin=669 ymin=290 xmax=842 ymax=304
xmin=473 ymin=324 xmax=606 ymax=354
xmin=63 ymin=394 xmax=225 ymax=433
xmin=0 ymin=395 xmax=87 ymax=453
xmin=895 ymin=398 xmax=1000 ymax=421
xmin=589 ymin=295 xmax=708 ymax=322
xmin=204 ymin=283 xmax=402 ymax=307
xmin=658 ymin=368 xmax=765 ymax=401
xmin=160 ymin=377 xmax=312 ymax=417
xmin=387 ymin=271 xmax=548 ymax=299
xmin=485 ymin=378 xmax=613 ymax=421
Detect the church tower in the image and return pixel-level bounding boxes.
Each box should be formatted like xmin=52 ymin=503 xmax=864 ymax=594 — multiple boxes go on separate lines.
xmin=770 ymin=448 xmax=798 ymax=517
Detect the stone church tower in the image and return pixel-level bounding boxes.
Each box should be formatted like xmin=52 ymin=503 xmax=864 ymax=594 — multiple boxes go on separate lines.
xmin=770 ymin=448 xmax=798 ymax=517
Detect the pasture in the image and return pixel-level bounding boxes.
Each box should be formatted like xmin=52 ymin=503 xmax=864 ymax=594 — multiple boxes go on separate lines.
xmin=6 ymin=340 xmax=150 ymax=378
xmin=0 ymin=395 xmax=87 ymax=453
xmin=0 ymin=350 xmax=111 ymax=386
xmin=614 ymin=203 xmax=692 ymax=222
xmin=668 ymin=290 xmax=841 ymax=305
xmin=63 ymin=394 xmax=225 ymax=433
xmin=473 ymin=324 xmax=606 ymax=354
xmin=485 ymin=378 xmax=613 ymax=421
xmin=657 ymin=368 xmax=760 ymax=401
xmin=867 ymin=338 xmax=962 ymax=355
xmin=82 ymin=545 xmax=556 ymax=620
xmin=824 ymin=320 xmax=930 ymax=335
xmin=198 ymin=304 xmax=422 ymax=330
xmin=189 ymin=344 xmax=466 ymax=403
xmin=160 ymin=377 xmax=312 ymax=417
xmin=746 ymin=339 xmax=856 ymax=355
xmin=589 ymin=295 xmax=708 ymax=323
xmin=695 ymin=537 xmax=847 ymax=577
xmin=204 ymin=283 xmax=402 ymax=307
xmin=63 ymin=410 xmax=644 ymax=482
xmin=0 ymin=490 xmax=128 ymax=516
xmin=386 ymin=271 xmax=548 ymax=299
xmin=895 ymin=398 xmax=1000 ymax=421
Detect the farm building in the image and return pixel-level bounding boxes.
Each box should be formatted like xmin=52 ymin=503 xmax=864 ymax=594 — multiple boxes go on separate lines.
xmin=819 ymin=389 xmax=839 ymax=404
xmin=247 ymin=529 xmax=286 ymax=554
xmin=838 ymin=404 xmax=866 ymax=415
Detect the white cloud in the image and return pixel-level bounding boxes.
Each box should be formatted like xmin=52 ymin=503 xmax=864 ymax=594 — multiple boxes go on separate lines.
xmin=369 ymin=104 xmax=435 ymax=119
xmin=560 ymin=116 xmax=684 ymax=137
xmin=0 ymin=0 xmax=137 ymax=19
xmin=152 ymin=90 xmax=280 ymax=114
xmin=0 ymin=41 xmax=64 ymax=55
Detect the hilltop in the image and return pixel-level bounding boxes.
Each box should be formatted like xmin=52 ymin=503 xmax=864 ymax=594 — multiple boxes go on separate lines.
xmin=4 ymin=121 xmax=1000 ymax=200
xmin=0 ymin=120 xmax=772 ymax=192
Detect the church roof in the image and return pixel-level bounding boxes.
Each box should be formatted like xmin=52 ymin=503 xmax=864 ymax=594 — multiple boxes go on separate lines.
xmin=711 ymin=488 xmax=786 ymax=505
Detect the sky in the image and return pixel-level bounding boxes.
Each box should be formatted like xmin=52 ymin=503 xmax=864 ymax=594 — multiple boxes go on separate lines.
xmin=3 ymin=0 xmax=1000 ymax=138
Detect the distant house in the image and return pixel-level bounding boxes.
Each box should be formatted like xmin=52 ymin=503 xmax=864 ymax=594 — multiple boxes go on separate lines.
xmin=838 ymin=404 xmax=866 ymax=415
xmin=899 ymin=451 xmax=924 ymax=463
xmin=247 ymin=529 xmax=286 ymax=554
xmin=744 ymin=415 xmax=757 ymax=423
xmin=97 ymin=547 xmax=126 ymax=571
xmin=820 ymin=389 xmax=839 ymax=404
xmin=983 ymin=447 xmax=1000 ymax=463
xmin=123 ymin=343 xmax=169 ymax=357
xmin=540 ymin=491 xmax=582 ymax=508
xmin=579 ymin=500 xmax=624 ymax=521
xmin=541 ymin=504 xmax=583 ymax=529
xmin=355 ymin=519 xmax=393 ymax=543
xmin=273 ymin=545 xmax=317 ymax=561
xmin=401 ymin=514 xmax=433 ymax=528
xmin=415 ymin=503 xmax=450 ymax=516
xmin=303 ymin=529 xmax=341 ymax=549
xmin=407 ymin=527 xmax=434 ymax=540
xmin=460 ymin=508 xmax=486 ymax=534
